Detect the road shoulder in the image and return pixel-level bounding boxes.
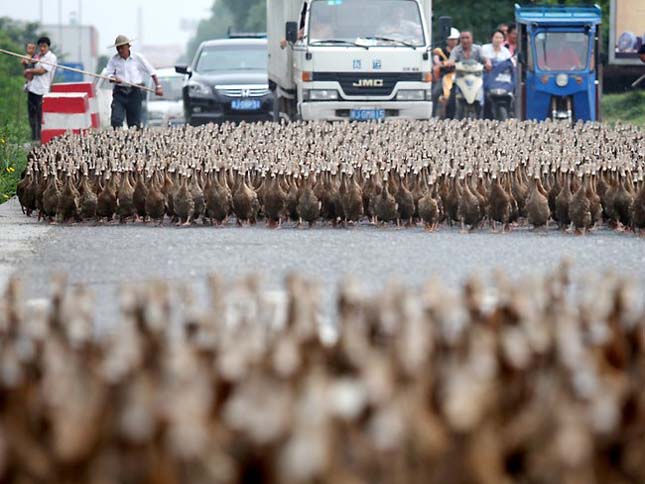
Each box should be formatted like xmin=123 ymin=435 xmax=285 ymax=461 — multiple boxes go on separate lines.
xmin=0 ymin=197 xmax=51 ymax=293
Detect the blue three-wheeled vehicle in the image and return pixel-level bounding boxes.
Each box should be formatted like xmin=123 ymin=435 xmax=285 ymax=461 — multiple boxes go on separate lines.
xmin=515 ymin=4 xmax=602 ymax=122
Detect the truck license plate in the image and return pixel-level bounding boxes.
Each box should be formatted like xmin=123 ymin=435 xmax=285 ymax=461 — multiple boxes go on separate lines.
xmin=231 ymin=99 xmax=261 ymax=110
xmin=350 ymin=109 xmax=385 ymax=121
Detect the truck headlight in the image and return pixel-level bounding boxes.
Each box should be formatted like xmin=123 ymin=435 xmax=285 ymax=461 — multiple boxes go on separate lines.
xmin=305 ymin=89 xmax=339 ymax=101
xmin=187 ymin=81 xmax=211 ymax=97
xmin=396 ymin=90 xmax=426 ymax=101
xmin=555 ymin=74 xmax=569 ymax=87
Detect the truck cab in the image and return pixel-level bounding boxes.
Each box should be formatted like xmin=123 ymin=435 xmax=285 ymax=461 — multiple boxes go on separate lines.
xmin=515 ymin=4 xmax=602 ymax=123
xmin=268 ymin=0 xmax=433 ymax=122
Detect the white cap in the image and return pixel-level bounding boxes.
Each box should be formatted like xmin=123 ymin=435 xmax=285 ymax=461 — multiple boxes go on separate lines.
xmin=448 ymin=28 xmax=460 ymax=40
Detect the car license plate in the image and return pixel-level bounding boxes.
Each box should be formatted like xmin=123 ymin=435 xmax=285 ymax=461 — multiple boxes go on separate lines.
xmin=231 ymin=99 xmax=261 ymax=110
xmin=350 ymin=109 xmax=385 ymax=121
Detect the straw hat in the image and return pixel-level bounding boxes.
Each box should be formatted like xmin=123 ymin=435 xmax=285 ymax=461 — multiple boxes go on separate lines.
xmin=108 ymin=35 xmax=134 ymax=49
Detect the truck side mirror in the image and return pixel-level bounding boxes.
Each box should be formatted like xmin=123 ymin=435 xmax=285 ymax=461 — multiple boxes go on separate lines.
xmin=285 ymin=21 xmax=298 ymax=44
xmin=175 ymin=64 xmax=191 ymax=76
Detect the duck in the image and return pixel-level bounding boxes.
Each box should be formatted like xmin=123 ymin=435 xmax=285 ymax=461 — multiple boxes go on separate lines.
xmin=117 ymin=169 xmax=136 ymax=224
xmin=394 ymin=173 xmax=415 ymax=227
xmin=57 ymin=172 xmax=80 ymax=223
xmin=418 ymin=180 xmax=439 ymax=231
xmin=17 ymin=171 xmax=37 ymax=217
xmin=526 ymin=175 xmax=550 ymax=229
xmin=144 ymin=172 xmax=166 ymax=225
xmin=286 ymin=175 xmax=300 ymax=222
xmin=190 ymin=170 xmax=206 ymax=223
xmin=374 ymin=175 xmax=398 ymax=225
xmin=457 ymin=175 xmax=482 ymax=232
xmin=487 ymin=173 xmax=510 ymax=232
xmin=232 ymin=173 xmax=259 ymax=226
xmin=97 ymin=173 xmax=117 ymax=223
xmin=42 ymin=171 xmax=60 ymax=223
xmin=555 ymin=172 xmax=572 ymax=229
xmin=174 ymin=172 xmax=195 ymax=226
xmin=79 ymin=173 xmax=98 ymax=221
xmin=611 ymin=171 xmax=633 ymax=229
xmin=133 ymin=170 xmax=148 ymax=221
xmin=297 ymin=174 xmax=321 ymax=227
xmin=263 ymin=174 xmax=287 ymax=227
xmin=568 ymin=174 xmax=592 ymax=235
xmin=630 ymin=173 xmax=645 ymax=234
xmin=204 ymin=170 xmax=232 ymax=226
xmin=340 ymin=172 xmax=364 ymax=225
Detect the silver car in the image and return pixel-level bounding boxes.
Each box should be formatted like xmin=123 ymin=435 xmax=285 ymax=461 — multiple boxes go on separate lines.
xmin=145 ymin=67 xmax=185 ymax=127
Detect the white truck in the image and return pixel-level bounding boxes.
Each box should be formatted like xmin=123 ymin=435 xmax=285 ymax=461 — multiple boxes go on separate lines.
xmin=267 ymin=0 xmax=433 ymax=122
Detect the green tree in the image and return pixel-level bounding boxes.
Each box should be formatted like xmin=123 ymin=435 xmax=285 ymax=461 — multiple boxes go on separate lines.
xmin=184 ymin=0 xmax=266 ymax=62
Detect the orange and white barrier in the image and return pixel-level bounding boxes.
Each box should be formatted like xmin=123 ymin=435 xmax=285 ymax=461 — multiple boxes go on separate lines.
xmin=41 ymin=92 xmax=91 ymax=144
xmin=50 ymin=82 xmax=100 ymax=128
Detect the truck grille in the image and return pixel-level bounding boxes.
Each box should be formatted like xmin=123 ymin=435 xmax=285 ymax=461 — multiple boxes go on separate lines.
xmin=312 ymin=72 xmax=423 ymax=97
xmin=217 ymin=86 xmax=270 ymax=98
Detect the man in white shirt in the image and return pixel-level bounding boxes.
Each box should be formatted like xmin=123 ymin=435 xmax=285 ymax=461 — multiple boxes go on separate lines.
xmin=24 ymin=36 xmax=57 ymax=141
xmin=105 ymin=35 xmax=163 ymax=128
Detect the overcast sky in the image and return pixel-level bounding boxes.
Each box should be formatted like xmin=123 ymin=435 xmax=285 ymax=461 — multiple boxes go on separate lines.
xmin=0 ymin=0 xmax=214 ymax=48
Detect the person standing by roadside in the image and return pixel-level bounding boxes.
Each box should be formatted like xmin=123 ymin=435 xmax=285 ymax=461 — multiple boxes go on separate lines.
xmin=504 ymin=24 xmax=518 ymax=56
xmin=105 ymin=35 xmax=162 ymax=129
xmin=23 ymin=37 xmax=57 ymax=142
xmin=21 ymin=42 xmax=38 ymax=92
xmin=432 ymin=27 xmax=460 ymax=118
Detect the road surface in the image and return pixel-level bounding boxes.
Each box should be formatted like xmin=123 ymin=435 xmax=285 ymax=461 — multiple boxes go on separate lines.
xmin=1 ymin=197 xmax=644 ymax=327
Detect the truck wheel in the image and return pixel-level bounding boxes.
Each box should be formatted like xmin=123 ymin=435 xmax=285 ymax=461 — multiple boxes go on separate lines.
xmin=455 ymin=100 xmax=464 ymax=120
xmin=497 ymin=105 xmax=508 ymax=122
xmin=272 ymin=96 xmax=281 ymax=123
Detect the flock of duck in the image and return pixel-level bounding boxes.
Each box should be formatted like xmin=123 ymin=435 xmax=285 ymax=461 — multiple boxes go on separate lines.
xmin=1 ymin=263 xmax=644 ymax=483
xmin=16 ymin=119 xmax=645 ymax=234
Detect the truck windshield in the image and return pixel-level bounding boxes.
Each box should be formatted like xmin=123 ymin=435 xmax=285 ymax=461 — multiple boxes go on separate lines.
xmin=308 ymin=0 xmax=425 ymax=47
xmin=196 ymin=45 xmax=267 ymax=73
xmin=534 ymin=31 xmax=589 ymax=71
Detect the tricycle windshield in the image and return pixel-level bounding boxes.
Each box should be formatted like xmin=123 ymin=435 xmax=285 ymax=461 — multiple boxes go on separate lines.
xmin=534 ymin=31 xmax=589 ymax=71
xmin=308 ymin=0 xmax=425 ymax=46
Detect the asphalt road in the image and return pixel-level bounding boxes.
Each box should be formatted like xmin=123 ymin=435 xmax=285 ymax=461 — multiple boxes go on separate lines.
xmin=2 ymin=197 xmax=643 ymax=328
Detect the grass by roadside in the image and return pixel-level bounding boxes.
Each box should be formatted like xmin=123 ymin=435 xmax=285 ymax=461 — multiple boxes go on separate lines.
xmin=601 ymin=90 xmax=645 ymax=127
xmin=0 ymin=123 xmax=29 ymax=203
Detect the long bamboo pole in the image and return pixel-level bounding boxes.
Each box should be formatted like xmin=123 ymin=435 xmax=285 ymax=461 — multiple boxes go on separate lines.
xmin=0 ymin=47 xmax=157 ymax=93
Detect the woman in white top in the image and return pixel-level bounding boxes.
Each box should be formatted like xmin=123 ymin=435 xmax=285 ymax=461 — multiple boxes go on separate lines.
xmin=482 ymin=30 xmax=512 ymax=63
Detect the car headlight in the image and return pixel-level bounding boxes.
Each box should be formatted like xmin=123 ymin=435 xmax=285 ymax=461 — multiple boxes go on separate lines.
xmin=187 ymin=80 xmax=211 ymax=97
xmin=555 ymin=73 xmax=569 ymax=87
xmin=396 ymin=89 xmax=426 ymax=101
xmin=305 ymin=89 xmax=339 ymax=101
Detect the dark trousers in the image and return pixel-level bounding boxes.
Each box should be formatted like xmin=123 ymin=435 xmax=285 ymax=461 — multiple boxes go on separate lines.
xmin=111 ymin=87 xmax=143 ymax=128
xmin=27 ymin=91 xmax=43 ymax=141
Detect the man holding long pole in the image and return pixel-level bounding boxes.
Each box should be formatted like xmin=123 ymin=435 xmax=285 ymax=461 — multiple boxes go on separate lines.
xmin=105 ymin=35 xmax=163 ymax=129
xmin=24 ymin=36 xmax=57 ymax=142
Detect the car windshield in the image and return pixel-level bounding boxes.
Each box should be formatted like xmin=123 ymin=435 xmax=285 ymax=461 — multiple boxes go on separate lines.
xmin=195 ymin=45 xmax=267 ymax=73
xmin=154 ymin=76 xmax=183 ymax=101
xmin=534 ymin=31 xmax=589 ymax=71
xmin=308 ymin=0 xmax=425 ymax=47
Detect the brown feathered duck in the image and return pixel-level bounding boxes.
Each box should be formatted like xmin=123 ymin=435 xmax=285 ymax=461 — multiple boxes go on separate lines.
xmin=526 ymin=176 xmax=550 ymax=229
xmin=487 ymin=173 xmax=510 ymax=232
xmin=144 ymin=172 xmax=166 ymax=225
xmin=555 ymin=172 xmax=573 ymax=230
xmin=569 ymin=174 xmax=592 ymax=235
xmin=374 ymin=174 xmax=398 ymax=225
xmin=297 ymin=174 xmax=321 ymax=227
xmin=174 ymin=172 xmax=195 ymax=226
xmin=232 ymin=172 xmax=259 ymax=226
xmin=263 ymin=173 xmax=287 ymax=227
